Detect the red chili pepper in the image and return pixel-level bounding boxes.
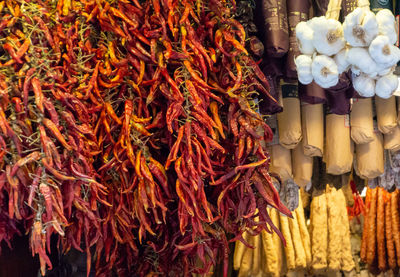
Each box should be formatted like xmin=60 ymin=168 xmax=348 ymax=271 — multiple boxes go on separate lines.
xmin=3 ymin=43 xmax=23 ymax=63
xmin=31 ymin=77 xmax=45 ymax=114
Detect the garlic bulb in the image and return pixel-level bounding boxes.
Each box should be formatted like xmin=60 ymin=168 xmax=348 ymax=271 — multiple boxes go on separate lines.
xmin=343 ymin=8 xmax=379 ymax=47
xmin=295 ymin=55 xmax=313 ymax=85
xmin=311 ymin=55 xmax=339 ymax=88
xmin=310 ymin=16 xmax=345 ymax=56
xmin=375 ymin=73 xmax=398 ymax=99
xmin=352 ymin=73 xmax=376 ymax=97
xmin=296 ymin=21 xmax=315 ymax=55
xmin=376 ymin=9 xmax=397 ymax=45
xmin=346 ymin=47 xmax=378 ymax=76
xmin=376 ymin=63 xmax=395 ymax=76
xmin=334 ymin=48 xmax=350 ymax=74
xmin=369 ymin=35 xmax=400 ymax=67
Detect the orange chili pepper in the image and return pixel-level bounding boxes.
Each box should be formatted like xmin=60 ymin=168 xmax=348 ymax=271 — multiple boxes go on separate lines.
xmin=176 ymin=179 xmax=194 ymax=216
xmin=42 ymin=158 xmax=75 ymax=181
xmin=31 ymin=77 xmax=45 ymax=114
xmin=222 ymin=29 xmax=248 ymax=55
xmin=165 ymin=125 xmax=184 ymax=170
xmin=183 ymin=60 xmax=213 ymax=89
xmin=110 ymin=7 xmax=138 ymax=28
xmin=132 ymin=114 xmax=152 ymax=123
xmin=235 ymin=158 xmax=268 ymax=173
xmin=135 ymin=150 xmax=142 ymax=178
xmin=105 ymin=102 xmax=122 ymax=125
xmin=42 ymin=118 xmax=72 ymax=151
xmin=131 ymin=121 xmax=152 ymax=136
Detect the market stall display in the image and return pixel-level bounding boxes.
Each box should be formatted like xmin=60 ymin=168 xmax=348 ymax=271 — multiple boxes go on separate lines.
xmin=0 ymin=0 xmax=399 ymax=276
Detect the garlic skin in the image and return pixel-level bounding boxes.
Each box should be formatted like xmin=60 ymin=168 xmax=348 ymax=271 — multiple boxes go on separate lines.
xmin=346 ymin=47 xmax=378 ymax=76
xmin=334 ymin=48 xmax=350 ymax=73
xmin=295 ymin=55 xmax=313 ymax=85
xmin=352 ymin=73 xmax=376 ymax=97
xmin=369 ymin=35 xmax=400 ymax=66
xmin=351 ymin=65 xmax=361 ymax=75
xmin=375 ymin=73 xmax=398 ymax=99
xmin=376 ymin=9 xmax=397 ymax=45
xmin=343 ymin=8 xmax=379 ymax=47
xmin=311 ymin=55 xmax=339 ymax=88
xmin=296 ymin=21 xmax=315 ymax=55
xmin=311 ymin=16 xmax=345 ymax=56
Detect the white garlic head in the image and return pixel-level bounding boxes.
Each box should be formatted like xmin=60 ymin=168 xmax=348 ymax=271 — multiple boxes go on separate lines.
xmin=334 ymin=48 xmax=350 ymax=74
xmin=311 ymin=55 xmax=339 ymax=88
xmin=343 ymin=8 xmax=379 ymax=47
xmin=310 ymin=16 xmax=345 ymax=56
xmin=369 ymin=35 xmax=400 ymax=66
xmin=296 ymin=21 xmax=315 ymax=55
xmin=376 ymin=9 xmax=397 ymax=45
xmin=295 ymin=55 xmax=313 ymax=85
xmin=347 ymin=47 xmax=378 ymax=76
xmin=375 ymin=73 xmax=398 ymax=99
xmin=352 ymin=73 xmax=376 ymax=97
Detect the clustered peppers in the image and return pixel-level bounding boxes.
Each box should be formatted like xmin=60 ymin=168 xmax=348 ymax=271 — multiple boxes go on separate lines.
xmin=0 ymin=0 xmax=290 ymax=276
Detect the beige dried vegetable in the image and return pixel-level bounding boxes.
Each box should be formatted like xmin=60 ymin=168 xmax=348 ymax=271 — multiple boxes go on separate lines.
xmin=337 ymin=188 xmax=355 ymax=272
xmin=326 ymin=186 xmax=343 ymax=271
xmin=234 ymin=232 xmax=248 ymax=271
xmin=261 ymin=208 xmax=283 ymax=277
xmin=310 ymin=190 xmax=328 ymax=272
xmin=280 ymin=214 xmax=296 ymax=270
xmin=238 ymin=234 xmax=253 ymax=277
xmin=289 ymin=211 xmax=307 ymax=269
xmin=296 ymin=195 xmax=312 ymax=266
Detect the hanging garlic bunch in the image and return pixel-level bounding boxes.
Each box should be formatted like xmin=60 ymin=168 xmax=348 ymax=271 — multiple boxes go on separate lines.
xmin=376 ymin=9 xmax=397 ymax=45
xmin=375 ymin=73 xmax=399 ymax=99
xmin=310 ymin=16 xmax=345 ymax=56
xmin=294 ymin=4 xmax=399 ymax=98
xmin=295 ymin=55 xmax=313 ymax=85
xmin=296 ymin=21 xmax=315 ymax=55
xmin=352 ymin=73 xmax=376 ymax=97
xmin=311 ymin=55 xmax=339 ymax=88
xmin=343 ymin=7 xmax=379 ymax=47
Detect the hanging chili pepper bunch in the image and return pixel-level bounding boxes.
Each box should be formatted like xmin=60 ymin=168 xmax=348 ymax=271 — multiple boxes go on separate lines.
xmin=0 ymin=0 xmax=110 ymax=275
xmin=0 ymin=0 xmax=288 ymax=276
